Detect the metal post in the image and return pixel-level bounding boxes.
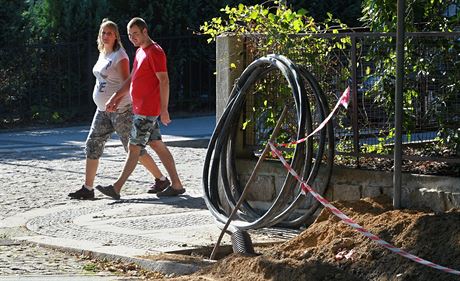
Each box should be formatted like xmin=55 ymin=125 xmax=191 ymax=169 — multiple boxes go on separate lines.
xmin=394 ymin=0 xmax=405 ymax=209
xmin=351 ymin=35 xmax=360 ymax=166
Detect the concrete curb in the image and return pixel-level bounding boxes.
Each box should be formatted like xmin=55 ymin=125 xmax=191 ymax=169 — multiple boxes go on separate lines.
xmin=17 ymin=238 xmax=214 ymax=276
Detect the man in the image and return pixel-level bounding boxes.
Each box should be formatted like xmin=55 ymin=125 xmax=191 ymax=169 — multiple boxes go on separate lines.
xmin=97 ymin=17 xmax=184 ymax=199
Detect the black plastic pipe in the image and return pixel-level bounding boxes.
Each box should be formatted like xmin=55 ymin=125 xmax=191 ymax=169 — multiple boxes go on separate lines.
xmin=203 ymin=54 xmax=334 ymax=232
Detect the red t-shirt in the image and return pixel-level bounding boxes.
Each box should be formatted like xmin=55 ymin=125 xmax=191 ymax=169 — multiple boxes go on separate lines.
xmin=130 ymin=42 xmax=167 ymax=116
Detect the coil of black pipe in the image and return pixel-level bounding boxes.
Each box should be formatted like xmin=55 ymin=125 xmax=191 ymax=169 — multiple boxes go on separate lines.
xmin=203 ymin=54 xmax=334 ymax=232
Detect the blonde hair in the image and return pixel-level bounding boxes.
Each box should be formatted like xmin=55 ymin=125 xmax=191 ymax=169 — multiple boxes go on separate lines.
xmin=97 ymin=18 xmax=124 ymax=53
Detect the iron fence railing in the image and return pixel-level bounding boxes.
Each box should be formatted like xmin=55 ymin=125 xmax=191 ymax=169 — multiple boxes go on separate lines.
xmin=336 ymin=32 xmax=460 ymax=166
xmin=0 ymin=34 xmax=216 ymax=128
xmin=1 ymin=30 xmax=459 ymax=172
xmin=242 ymin=31 xmax=460 ymax=171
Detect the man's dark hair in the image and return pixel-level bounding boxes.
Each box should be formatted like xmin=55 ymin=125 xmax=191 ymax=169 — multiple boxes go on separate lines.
xmin=128 ymin=17 xmax=148 ymax=31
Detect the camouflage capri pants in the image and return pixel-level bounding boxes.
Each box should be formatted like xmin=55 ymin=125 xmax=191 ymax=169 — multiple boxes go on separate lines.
xmin=85 ymin=107 xmax=146 ymax=159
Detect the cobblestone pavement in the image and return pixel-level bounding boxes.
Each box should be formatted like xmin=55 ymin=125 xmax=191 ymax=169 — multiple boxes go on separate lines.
xmin=0 ymin=144 xmax=207 ymax=277
xmin=0 ymin=239 xmax=88 ymax=276
xmin=0 ymin=145 xmax=205 ymax=220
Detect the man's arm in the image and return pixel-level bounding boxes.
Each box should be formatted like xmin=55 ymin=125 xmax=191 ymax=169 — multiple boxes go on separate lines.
xmin=106 ymin=58 xmax=131 ymax=112
xmin=156 ymin=71 xmax=171 ymax=125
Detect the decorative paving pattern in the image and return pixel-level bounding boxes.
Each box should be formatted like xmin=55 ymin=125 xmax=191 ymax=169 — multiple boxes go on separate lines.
xmin=0 ymin=143 xmax=210 ymax=275
xmin=110 ymin=211 xmax=215 ymax=230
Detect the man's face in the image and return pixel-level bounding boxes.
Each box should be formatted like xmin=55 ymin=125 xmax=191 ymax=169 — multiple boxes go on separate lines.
xmin=128 ymin=25 xmax=146 ymax=47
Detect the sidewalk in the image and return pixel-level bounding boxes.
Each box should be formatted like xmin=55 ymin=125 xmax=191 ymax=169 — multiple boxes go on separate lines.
xmin=0 ymin=115 xmax=216 ymax=153
xmin=0 ymin=115 xmax=293 ymax=278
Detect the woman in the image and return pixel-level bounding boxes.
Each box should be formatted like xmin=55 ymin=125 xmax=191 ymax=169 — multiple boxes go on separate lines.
xmin=68 ymin=19 xmax=170 ymax=200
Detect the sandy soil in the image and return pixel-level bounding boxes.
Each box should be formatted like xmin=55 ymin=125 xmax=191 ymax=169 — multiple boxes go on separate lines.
xmin=150 ymin=195 xmax=460 ymax=281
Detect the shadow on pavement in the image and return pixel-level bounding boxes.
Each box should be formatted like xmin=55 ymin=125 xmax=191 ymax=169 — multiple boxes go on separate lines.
xmin=107 ymin=195 xmax=208 ymax=210
xmin=0 ymin=147 xmax=87 ymax=161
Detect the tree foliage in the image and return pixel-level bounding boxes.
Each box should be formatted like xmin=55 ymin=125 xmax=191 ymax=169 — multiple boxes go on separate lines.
xmin=361 ymin=0 xmax=459 ymax=32
xmin=295 ymin=0 xmax=363 ymax=27
xmin=359 ymin=0 xmax=460 ymax=152
xmin=200 ymin=1 xmax=351 ymax=155
xmin=0 ymin=1 xmax=28 ymax=46
xmin=200 ymin=0 xmax=460 ymax=158
xmin=0 ymin=0 xmax=279 ymax=127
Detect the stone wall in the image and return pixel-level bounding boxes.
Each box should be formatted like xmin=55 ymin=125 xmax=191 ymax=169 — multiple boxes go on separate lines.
xmin=235 ymin=159 xmax=460 ymax=212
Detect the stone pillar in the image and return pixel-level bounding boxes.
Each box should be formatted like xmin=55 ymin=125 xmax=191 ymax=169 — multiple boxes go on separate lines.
xmin=216 ymin=34 xmax=245 ymax=120
xmin=215 ymin=34 xmax=252 ymax=159
xmin=215 ymin=34 xmax=247 ymax=214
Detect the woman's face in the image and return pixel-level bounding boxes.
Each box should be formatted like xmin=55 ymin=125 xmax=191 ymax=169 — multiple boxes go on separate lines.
xmin=101 ymin=26 xmax=116 ymax=48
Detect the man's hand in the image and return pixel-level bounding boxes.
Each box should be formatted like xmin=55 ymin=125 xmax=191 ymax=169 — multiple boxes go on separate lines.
xmin=160 ymin=111 xmax=171 ymax=126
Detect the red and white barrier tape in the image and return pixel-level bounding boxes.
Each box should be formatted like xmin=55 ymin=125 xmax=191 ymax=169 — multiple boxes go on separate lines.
xmin=269 ymin=142 xmax=460 ymax=275
xmin=277 ymin=86 xmax=350 ymax=147
xmin=268 ymin=86 xmax=460 ymax=275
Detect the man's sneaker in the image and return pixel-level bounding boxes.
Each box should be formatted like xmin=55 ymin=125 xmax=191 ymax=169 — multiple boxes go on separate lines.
xmin=68 ymin=185 xmax=94 ymax=200
xmin=95 ymin=185 xmax=120 ymax=200
xmin=157 ymin=186 xmax=186 ymax=197
xmin=148 ymin=178 xmax=171 ymax=193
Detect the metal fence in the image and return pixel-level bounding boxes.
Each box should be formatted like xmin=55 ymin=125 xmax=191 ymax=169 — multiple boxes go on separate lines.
xmin=123 ymin=35 xmax=217 ymax=114
xmin=0 ymin=34 xmax=216 ymax=128
xmin=242 ymin=31 xmax=460 ymax=173
xmin=336 ymin=32 xmax=460 ymax=167
xmin=1 ymin=31 xmax=459 ymax=173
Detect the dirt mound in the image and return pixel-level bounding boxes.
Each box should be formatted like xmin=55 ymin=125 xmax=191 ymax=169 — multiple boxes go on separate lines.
xmin=159 ymin=196 xmax=460 ymax=280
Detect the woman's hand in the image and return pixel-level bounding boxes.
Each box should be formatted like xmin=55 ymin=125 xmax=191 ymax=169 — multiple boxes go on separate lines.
xmin=105 ymin=94 xmax=120 ymax=112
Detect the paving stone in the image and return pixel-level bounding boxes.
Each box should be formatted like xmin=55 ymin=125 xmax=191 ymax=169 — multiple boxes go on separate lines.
xmin=0 ymin=143 xmax=209 ymax=276
xmin=0 ymin=242 xmax=88 ymax=276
